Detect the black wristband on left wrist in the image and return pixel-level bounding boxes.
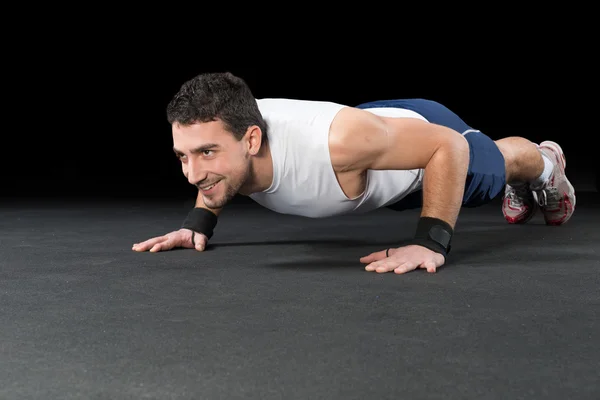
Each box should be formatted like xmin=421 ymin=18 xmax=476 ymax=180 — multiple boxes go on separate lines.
xmin=409 ymin=217 xmax=453 ymax=258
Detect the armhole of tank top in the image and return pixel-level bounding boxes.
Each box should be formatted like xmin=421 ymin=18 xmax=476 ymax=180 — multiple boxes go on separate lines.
xmin=260 ymin=130 xmax=280 ymax=194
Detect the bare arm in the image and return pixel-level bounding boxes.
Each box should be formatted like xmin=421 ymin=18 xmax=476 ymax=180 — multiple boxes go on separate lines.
xmin=329 ymin=107 xmax=469 ymax=229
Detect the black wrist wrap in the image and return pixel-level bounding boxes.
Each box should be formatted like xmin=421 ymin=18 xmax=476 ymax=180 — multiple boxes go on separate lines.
xmin=181 ymin=208 xmax=218 ymax=240
xmin=410 ymin=217 xmax=453 ymax=259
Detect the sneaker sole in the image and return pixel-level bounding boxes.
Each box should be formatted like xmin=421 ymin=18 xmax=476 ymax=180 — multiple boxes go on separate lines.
xmin=506 ymin=207 xmax=537 ymax=224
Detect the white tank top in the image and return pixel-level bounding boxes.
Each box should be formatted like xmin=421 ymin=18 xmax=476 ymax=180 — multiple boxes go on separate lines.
xmin=249 ymin=98 xmax=428 ymax=218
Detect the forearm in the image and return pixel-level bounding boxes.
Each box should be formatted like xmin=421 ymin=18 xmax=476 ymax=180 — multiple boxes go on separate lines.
xmin=420 ymin=137 xmax=470 ymax=229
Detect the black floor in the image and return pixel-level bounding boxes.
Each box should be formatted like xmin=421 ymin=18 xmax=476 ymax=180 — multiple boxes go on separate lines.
xmin=1 ymin=192 xmax=599 ymax=400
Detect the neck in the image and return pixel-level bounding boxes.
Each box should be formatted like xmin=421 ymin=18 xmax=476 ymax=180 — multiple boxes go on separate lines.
xmin=239 ymin=141 xmax=273 ymax=195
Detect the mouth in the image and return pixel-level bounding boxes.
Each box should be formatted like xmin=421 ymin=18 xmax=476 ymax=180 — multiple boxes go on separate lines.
xmin=199 ymin=181 xmax=220 ymax=194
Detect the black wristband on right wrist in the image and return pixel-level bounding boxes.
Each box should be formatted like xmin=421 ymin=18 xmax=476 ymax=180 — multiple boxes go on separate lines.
xmin=181 ymin=207 xmax=218 ymax=240
xmin=410 ymin=217 xmax=453 ymax=259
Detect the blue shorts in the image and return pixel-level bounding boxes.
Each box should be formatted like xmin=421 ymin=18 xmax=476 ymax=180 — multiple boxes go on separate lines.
xmin=356 ymin=99 xmax=506 ymax=209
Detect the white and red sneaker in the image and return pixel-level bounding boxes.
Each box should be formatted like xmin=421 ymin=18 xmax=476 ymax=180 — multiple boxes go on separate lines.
xmin=533 ymin=141 xmax=576 ymax=225
xmin=502 ymin=183 xmax=537 ymax=224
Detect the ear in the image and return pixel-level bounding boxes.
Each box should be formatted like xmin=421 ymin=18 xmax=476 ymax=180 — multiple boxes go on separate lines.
xmin=245 ymin=125 xmax=263 ymax=155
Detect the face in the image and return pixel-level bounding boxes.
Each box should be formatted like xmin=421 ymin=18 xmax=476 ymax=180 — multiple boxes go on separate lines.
xmin=172 ymin=120 xmax=259 ymax=209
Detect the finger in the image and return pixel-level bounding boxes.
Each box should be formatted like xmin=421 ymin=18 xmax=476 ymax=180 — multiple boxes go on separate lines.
xmin=365 ymin=259 xmax=397 ymax=273
xmin=360 ymin=249 xmax=388 ymax=264
xmin=394 ymin=261 xmax=417 ymax=275
xmin=149 ymin=239 xmax=175 ymax=253
xmin=376 ymin=260 xmax=400 ymax=273
xmin=364 ymin=259 xmax=389 ymax=271
xmin=364 ymin=262 xmax=378 ymax=272
xmin=422 ymin=260 xmax=437 ymax=273
xmin=149 ymin=244 xmax=158 ymax=252
xmin=132 ymin=236 xmax=167 ymax=251
xmin=194 ymin=233 xmax=206 ymax=251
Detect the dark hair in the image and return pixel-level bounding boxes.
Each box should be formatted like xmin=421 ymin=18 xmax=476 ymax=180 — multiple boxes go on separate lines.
xmin=166 ymin=72 xmax=268 ymax=142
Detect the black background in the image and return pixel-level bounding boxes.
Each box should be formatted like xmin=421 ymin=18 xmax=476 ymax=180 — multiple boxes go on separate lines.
xmin=2 ymin=12 xmax=597 ymax=201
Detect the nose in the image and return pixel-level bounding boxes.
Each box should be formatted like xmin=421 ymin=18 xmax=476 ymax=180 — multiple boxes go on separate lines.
xmin=186 ymin=159 xmax=208 ymax=186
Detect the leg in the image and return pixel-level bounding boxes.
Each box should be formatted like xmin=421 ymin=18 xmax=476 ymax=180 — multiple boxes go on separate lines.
xmin=360 ymin=99 xmax=576 ymax=225
xmin=496 ymin=136 xmax=576 ymax=225
xmin=495 ymin=137 xmax=544 ymax=184
xmin=495 ymin=137 xmax=544 ymax=224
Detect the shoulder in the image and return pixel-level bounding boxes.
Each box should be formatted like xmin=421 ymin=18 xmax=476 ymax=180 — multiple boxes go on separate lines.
xmin=328 ymin=106 xmax=443 ymax=172
xmin=257 ymin=98 xmax=348 ymax=123
xmin=328 ymin=107 xmax=389 ymax=170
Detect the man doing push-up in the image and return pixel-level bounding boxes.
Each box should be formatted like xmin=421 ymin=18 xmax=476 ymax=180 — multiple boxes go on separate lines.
xmin=132 ymin=72 xmax=576 ymax=274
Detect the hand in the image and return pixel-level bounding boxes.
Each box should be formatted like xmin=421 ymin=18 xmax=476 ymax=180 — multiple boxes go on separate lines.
xmin=132 ymin=229 xmax=208 ymax=253
xmin=360 ymin=245 xmax=445 ymax=274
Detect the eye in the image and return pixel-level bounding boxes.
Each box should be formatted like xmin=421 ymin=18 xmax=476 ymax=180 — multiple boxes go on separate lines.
xmin=202 ymin=150 xmax=213 ymax=156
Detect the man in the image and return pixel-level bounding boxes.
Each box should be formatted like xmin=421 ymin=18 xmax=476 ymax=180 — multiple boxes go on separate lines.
xmin=132 ymin=72 xmax=576 ymax=274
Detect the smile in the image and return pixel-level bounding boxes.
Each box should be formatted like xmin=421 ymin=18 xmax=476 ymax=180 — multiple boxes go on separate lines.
xmin=200 ymin=181 xmax=220 ymax=193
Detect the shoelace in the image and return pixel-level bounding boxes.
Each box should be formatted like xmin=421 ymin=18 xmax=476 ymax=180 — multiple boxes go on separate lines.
xmin=535 ymin=187 xmax=559 ymax=208
xmin=507 ymin=185 xmax=531 ymax=206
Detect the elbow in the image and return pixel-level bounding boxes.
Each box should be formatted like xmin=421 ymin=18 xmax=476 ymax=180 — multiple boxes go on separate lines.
xmin=432 ymin=133 xmax=470 ymax=172
xmin=452 ymin=133 xmax=470 ymax=161
xmin=447 ymin=132 xmax=470 ymax=163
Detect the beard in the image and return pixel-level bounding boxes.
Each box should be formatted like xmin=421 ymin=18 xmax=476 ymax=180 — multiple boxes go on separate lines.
xmin=202 ymin=181 xmax=239 ymax=209
xmin=202 ymin=162 xmax=252 ymax=209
